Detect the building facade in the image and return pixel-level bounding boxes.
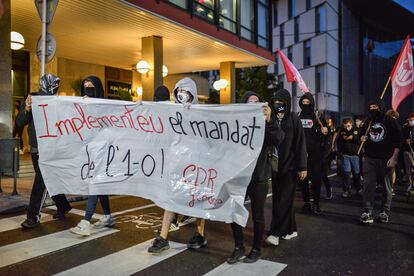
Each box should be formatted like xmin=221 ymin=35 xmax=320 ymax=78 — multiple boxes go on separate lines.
xmin=271 ymin=0 xmax=414 ymax=121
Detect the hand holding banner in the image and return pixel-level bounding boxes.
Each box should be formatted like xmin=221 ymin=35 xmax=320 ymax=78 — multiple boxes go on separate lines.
xmin=31 ymin=96 xmax=266 ymax=226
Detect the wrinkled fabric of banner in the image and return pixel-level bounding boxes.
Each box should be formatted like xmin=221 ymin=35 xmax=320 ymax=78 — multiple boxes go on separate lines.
xmin=31 ymin=96 xmax=265 ymax=226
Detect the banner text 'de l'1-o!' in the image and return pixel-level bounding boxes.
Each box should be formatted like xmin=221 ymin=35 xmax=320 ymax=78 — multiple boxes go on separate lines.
xmin=31 ymin=96 xmax=265 ymax=226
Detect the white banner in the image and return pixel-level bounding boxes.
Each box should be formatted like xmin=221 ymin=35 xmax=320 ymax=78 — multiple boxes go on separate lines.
xmin=31 ymin=96 xmax=265 ymax=226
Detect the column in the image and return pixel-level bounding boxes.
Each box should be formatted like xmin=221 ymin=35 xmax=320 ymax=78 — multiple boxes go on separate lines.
xmin=219 ymin=61 xmax=236 ymax=104
xmin=141 ymin=36 xmax=163 ymax=101
xmin=0 ymin=0 xmax=12 ymax=138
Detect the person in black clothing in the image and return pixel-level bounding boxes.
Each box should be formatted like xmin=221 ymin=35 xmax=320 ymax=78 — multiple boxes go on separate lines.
xmin=354 ymin=115 xmax=365 ymax=181
xmin=154 ymin=85 xmax=170 ymax=102
xmin=227 ymin=91 xmax=285 ymax=264
xmin=336 ymin=118 xmax=362 ymax=198
xmin=359 ymin=100 xmax=402 ymax=224
xmin=12 ymin=100 xmax=24 ymax=151
xmin=17 ymin=74 xmax=72 ymax=229
xmin=322 ymin=114 xmax=334 ymax=199
xmin=401 ymin=113 xmax=414 ymax=193
xmin=265 ymin=89 xmax=307 ymax=246
xmin=298 ymin=93 xmax=329 ymax=215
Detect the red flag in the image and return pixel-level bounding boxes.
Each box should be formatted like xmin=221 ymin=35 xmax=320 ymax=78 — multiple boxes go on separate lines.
xmin=391 ymin=35 xmax=414 ymax=111
xmin=277 ymin=48 xmax=310 ymax=93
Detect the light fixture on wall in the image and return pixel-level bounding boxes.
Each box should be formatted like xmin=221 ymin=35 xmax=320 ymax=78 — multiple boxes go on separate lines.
xmin=162 ymin=65 xmax=169 ymax=77
xmin=136 ymin=60 xmax=150 ymax=74
xmin=213 ymin=78 xmax=228 ymax=91
xmin=11 ymin=31 xmax=25 ymax=50
xmin=136 ymin=86 xmax=143 ymax=96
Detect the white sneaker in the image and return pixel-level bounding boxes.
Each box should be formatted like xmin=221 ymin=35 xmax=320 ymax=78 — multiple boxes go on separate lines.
xmin=281 ymin=232 xmax=298 ymax=240
xmin=70 ymin=220 xmax=91 ymax=236
xmin=265 ymin=235 xmax=279 ymax=246
xmin=93 ymin=215 xmax=115 ymax=228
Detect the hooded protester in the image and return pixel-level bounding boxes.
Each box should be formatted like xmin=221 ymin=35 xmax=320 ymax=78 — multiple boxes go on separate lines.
xmin=226 ymin=91 xmax=285 ymax=264
xmin=70 ymin=76 xmax=115 ymax=236
xmin=17 ymin=74 xmax=72 ymax=229
xmin=265 ymin=89 xmax=307 ymax=247
xmin=359 ymin=99 xmax=402 ymax=224
xmin=297 ymin=92 xmax=329 ymax=215
xmin=149 ymin=77 xmax=207 ymax=254
xmin=154 ymin=85 xmax=170 ymax=102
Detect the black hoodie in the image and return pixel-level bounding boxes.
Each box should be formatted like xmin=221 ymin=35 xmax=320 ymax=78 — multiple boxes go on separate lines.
xmin=81 ymin=76 xmax=105 ymax=99
xmin=241 ymin=91 xmax=285 ymax=182
xmin=298 ymin=93 xmax=328 ymax=154
xmin=154 ymin=85 xmax=170 ymax=102
xmin=270 ymin=89 xmax=307 ymax=174
xmin=362 ymin=99 xmax=403 ymax=159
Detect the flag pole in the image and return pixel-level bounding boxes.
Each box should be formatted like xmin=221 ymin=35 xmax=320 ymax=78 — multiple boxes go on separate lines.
xmin=357 ymin=76 xmax=392 ymax=155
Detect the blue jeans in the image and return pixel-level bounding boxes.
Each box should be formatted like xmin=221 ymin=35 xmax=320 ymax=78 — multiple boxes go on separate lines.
xmin=85 ymin=195 xmax=111 ymax=221
xmin=342 ymin=155 xmax=360 ymax=174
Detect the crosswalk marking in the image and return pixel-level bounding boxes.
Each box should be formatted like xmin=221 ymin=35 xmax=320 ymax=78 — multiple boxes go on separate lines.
xmin=204 ymin=259 xmax=287 ymax=276
xmin=0 ymin=227 xmax=119 ymax=269
xmin=55 ymin=240 xmax=186 ymax=276
xmin=0 ymin=213 xmax=53 ymax=233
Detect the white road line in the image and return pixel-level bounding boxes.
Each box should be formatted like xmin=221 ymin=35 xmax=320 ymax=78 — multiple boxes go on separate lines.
xmin=204 ymin=259 xmax=287 ymax=276
xmin=0 ymin=213 xmax=53 ymax=233
xmin=0 ymin=227 xmax=119 ymax=269
xmin=55 ymin=240 xmax=186 ymax=276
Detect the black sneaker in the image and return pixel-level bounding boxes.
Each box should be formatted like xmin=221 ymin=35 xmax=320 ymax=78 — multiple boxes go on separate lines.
xmin=301 ymin=202 xmax=312 ymax=214
xmin=148 ymin=236 xmax=170 ymax=253
xmin=377 ymin=211 xmax=389 ymax=223
xmin=187 ymin=232 xmax=207 ymax=249
xmin=360 ymin=212 xmax=374 ymax=224
xmin=53 ymin=206 xmax=72 ymax=220
xmin=227 ymin=246 xmax=245 ymax=264
xmin=243 ymin=248 xmax=261 ymax=263
xmin=312 ymin=204 xmax=322 ymax=215
xmin=21 ymin=217 xmax=40 ymax=229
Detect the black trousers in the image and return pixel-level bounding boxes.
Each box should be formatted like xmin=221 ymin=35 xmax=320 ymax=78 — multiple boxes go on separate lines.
xmin=231 ymin=180 xmax=268 ymax=250
xmin=268 ymin=171 xmax=297 ymax=236
xmin=27 ymin=153 xmax=71 ymax=220
xmin=299 ymin=153 xmax=323 ymax=205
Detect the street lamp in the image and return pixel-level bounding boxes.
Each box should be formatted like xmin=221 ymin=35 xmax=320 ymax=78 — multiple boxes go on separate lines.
xmin=136 ymin=60 xmax=150 ymax=74
xmin=11 ymin=31 xmax=25 ymax=50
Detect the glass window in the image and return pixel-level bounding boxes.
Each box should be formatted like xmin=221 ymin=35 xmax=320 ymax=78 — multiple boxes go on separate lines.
xmin=315 ymin=5 xmax=326 ymax=34
xmin=287 ymin=46 xmax=293 ymax=61
xmin=288 ymin=0 xmax=295 ymax=19
xmin=280 ymin=23 xmax=284 ymax=48
xmin=304 ymin=39 xmax=311 ymax=66
xmin=306 ymin=0 xmax=312 ymax=10
xmin=241 ymin=0 xmax=254 ymax=41
xmin=194 ymin=0 xmax=215 ymax=22
xmin=294 ymin=17 xmax=299 ymax=43
xmin=220 ymin=0 xmax=237 ymax=33
xmin=274 ymin=55 xmax=279 ymax=75
xmin=273 ymin=4 xmax=278 ymax=27
xmin=168 ymin=0 xmax=187 ymax=9
xmin=258 ymin=1 xmax=269 ymax=48
xmin=316 ymin=64 xmax=325 ymax=92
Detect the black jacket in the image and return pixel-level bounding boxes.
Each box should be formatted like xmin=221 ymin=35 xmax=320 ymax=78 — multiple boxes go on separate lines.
xmin=363 ymin=99 xmax=403 ymax=159
xmin=298 ymin=93 xmax=329 ymax=154
xmin=15 ymin=94 xmax=37 ymax=151
xmin=240 ymin=91 xmax=286 ymax=183
xmin=337 ymin=127 xmax=360 ymax=156
xmin=270 ymin=89 xmax=307 ymax=174
xmin=402 ymin=124 xmax=414 ymax=153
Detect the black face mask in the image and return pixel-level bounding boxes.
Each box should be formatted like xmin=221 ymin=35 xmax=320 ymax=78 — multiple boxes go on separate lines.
xmin=273 ymin=102 xmax=286 ymax=113
xmin=369 ymin=109 xmax=381 ymax=119
xmin=84 ymin=87 xmax=96 ymax=98
xmin=301 ymin=103 xmax=313 ymax=113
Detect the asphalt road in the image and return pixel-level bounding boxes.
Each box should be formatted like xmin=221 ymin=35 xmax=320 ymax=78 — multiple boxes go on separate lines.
xmin=0 ymin=176 xmax=413 ymax=275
